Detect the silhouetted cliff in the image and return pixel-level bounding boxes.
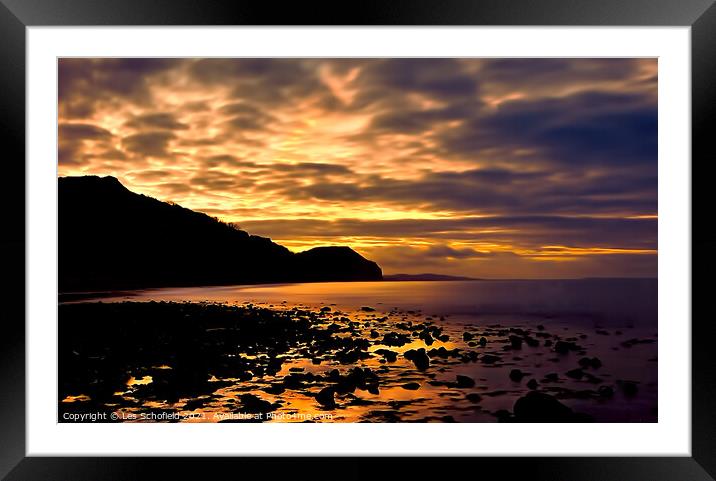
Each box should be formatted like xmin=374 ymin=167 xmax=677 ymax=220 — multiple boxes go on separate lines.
xmin=59 ymin=176 xmax=382 ymax=291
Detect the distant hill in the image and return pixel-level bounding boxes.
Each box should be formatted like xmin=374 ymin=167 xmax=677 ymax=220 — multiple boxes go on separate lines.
xmin=383 ymin=273 xmax=479 ymax=282
xmin=59 ymin=176 xmax=382 ymax=292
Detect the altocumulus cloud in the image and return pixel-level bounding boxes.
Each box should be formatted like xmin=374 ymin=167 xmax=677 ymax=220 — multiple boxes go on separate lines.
xmin=58 ymin=58 xmax=658 ymax=278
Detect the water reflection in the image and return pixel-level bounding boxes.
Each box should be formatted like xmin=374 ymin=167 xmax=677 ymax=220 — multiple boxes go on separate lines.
xmin=59 ymin=281 xmax=657 ymax=423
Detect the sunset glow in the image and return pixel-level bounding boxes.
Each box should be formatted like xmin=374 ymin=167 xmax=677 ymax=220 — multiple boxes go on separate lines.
xmin=58 ymin=58 xmax=657 ymax=278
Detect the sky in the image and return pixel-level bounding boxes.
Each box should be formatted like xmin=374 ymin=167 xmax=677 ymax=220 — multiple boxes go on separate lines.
xmin=58 ymin=58 xmax=657 ymax=278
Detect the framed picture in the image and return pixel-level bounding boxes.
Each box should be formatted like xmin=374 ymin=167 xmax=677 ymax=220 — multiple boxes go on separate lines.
xmin=1 ymin=0 xmax=714 ymax=478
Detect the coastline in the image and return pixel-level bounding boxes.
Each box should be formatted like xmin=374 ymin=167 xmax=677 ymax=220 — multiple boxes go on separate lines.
xmin=59 ymin=298 xmax=657 ymax=423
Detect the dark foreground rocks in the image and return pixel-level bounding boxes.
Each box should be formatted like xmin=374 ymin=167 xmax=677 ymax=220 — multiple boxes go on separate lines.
xmin=506 ymin=392 xmax=593 ymax=422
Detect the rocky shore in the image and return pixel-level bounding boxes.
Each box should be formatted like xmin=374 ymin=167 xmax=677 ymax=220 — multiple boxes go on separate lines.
xmin=59 ymin=301 xmax=657 ymax=423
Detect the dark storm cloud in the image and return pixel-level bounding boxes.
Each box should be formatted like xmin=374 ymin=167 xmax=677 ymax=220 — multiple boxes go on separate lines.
xmin=188 ymin=58 xmax=339 ymax=107
xmin=352 ymin=58 xmax=480 ymax=107
xmin=58 ymin=123 xmax=116 ymax=165
xmin=219 ymin=102 xmax=277 ymax=132
xmin=277 ymin=162 xmax=353 ymax=176
xmin=475 ymin=58 xmax=648 ymax=91
xmin=369 ymin=103 xmax=474 ymax=134
xmin=130 ymin=170 xmax=172 ymax=181
xmin=160 ymin=182 xmax=193 ymax=195
xmin=125 ymin=112 xmax=188 ymax=130
xmin=264 ymin=166 xmax=655 ymax=216
xmin=121 ymin=131 xmax=176 ymax=157
xmin=437 ymin=91 xmax=657 ymax=168
xmin=58 ymin=123 xmax=113 ymax=141
xmin=424 ymin=245 xmax=489 ymax=259
xmin=59 ymin=58 xmax=177 ymax=118
xmin=191 ymin=170 xmax=254 ymax=191
xmin=240 ymin=215 xmax=657 ymax=251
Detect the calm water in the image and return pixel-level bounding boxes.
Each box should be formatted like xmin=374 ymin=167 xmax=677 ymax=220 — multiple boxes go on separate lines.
xmin=66 ymin=279 xmax=658 ymax=422
xmin=94 ymin=278 xmax=657 ymax=328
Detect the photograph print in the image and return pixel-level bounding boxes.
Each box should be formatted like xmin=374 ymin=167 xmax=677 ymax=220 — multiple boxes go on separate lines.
xmin=58 ymin=58 xmax=658 ymax=423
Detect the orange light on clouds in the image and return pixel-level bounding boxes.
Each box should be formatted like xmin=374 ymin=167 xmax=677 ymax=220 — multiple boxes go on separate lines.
xmin=58 ymin=58 xmax=658 ymax=278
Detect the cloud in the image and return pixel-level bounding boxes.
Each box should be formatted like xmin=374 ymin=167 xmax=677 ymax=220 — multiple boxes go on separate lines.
xmin=265 ymin=165 xmax=655 ymax=217
xmin=353 ymin=58 xmax=480 ymax=107
xmin=190 ymin=170 xmax=254 ymax=191
xmin=59 ymin=58 xmax=176 ymax=118
xmin=474 ymin=58 xmax=651 ymax=95
xmin=58 ymin=58 xmax=658 ymax=278
xmin=122 ymin=131 xmax=176 ymax=157
xmin=58 ymin=122 xmax=116 ymax=165
xmin=240 ymin=215 xmax=657 ymax=251
xmin=125 ymin=112 xmax=188 ymax=130
xmin=424 ymin=245 xmax=489 ymax=259
xmin=59 ymin=122 xmax=113 ymax=141
xmin=437 ymin=90 xmax=657 ymax=168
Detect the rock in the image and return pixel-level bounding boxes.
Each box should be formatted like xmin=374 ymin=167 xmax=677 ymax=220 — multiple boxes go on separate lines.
xmin=481 ymin=354 xmax=501 ymax=364
xmin=374 ymin=348 xmax=398 ymax=362
xmin=598 ymin=386 xmax=614 ymax=397
xmin=509 ymin=335 xmax=523 ymax=349
xmin=479 ymin=337 xmax=487 ymax=347
xmin=620 ymin=338 xmax=656 ymax=348
xmin=360 ymin=306 xmax=376 ymax=312
xmin=438 ymin=334 xmax=449 ymax=342
xmin=579 ymin=357 xmax=603 ymax=369
xmin=619 ymin=381 xmax=638 ymax=397
xmin=419 ymin=330 xmax=435 ymax=346
xmin=544 ymin=339 xmax=553 ymax=347
xmin=462 ymin=332 xmax=474 ymax=341
xmin=382 ymin=332 xmax=411 ymax=347
xmin=524 ymin=336 xmax=540 ymax=347
xmin=494 ymin=409 xmax=513 ymax=422
xmin=404 ymin=348 xmax=430 ymax=371
xmin=513 ymin=391 xmax=583 ymax=422
xmin=263 ymin=384 xmax=286 ymax=395
xmin=370 ymin=329 xmax=380 ymax=339
xmin=282 ymin=373 xmax=308 ymax=389
xmin=537 ymin=325 xmax=545 ymax=331
xmin=526 ymin=379 xmax=539 ymax=390
xmin=509 ymin=369 xmax=528 ymax=382
xmin=315 ymin=386 xmax=336 ymax=408
xmin=554 ymin=340 xmax=580 ymax=354
xmin=461 ymin=351 xmax=479 ymax=363
xmin=428 ymin=346 xmax=461 ymax=359
xmin=320 ymin=306 xmax=332 ymax=312
xmin=455 ymin=375 xmax=475 ymax=388
xmin=466 ymin=393 xmax=482 ymax=403
xmin=565 ymin=368 xmax=585 ymax=380
xmin=401 ymin=382 xmax=420 ymax=390
xmin=543 ymin=373 xmax=559 ymax=382
xmin=336 ymin=349 xmax=364 ymax=364
xmin=239 ymin=394 xmax=277 ymax=414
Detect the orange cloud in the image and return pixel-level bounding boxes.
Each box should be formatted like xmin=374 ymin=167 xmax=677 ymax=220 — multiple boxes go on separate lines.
xmin=58 ymin=58 xmax=657 ymax=278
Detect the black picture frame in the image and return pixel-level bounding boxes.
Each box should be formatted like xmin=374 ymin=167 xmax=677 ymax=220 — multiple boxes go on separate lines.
xmin=1 ymin=0 xmax=714 ymax=479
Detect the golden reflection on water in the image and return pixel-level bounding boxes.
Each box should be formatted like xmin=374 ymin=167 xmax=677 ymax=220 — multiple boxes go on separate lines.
xmin=100 ymin=301 xmax=658 ymax=423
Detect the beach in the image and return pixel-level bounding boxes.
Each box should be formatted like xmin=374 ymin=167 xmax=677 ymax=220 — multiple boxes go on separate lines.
xmin=59 ymin=279 xmax=657 ymax=423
